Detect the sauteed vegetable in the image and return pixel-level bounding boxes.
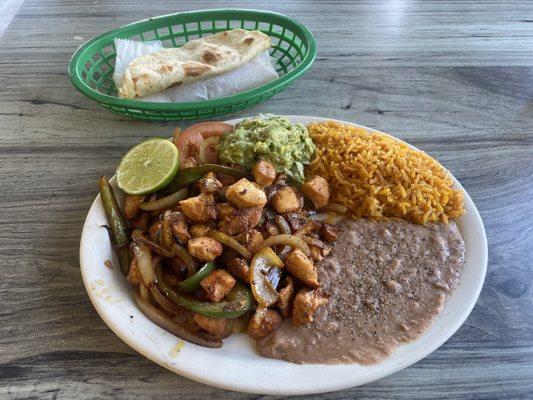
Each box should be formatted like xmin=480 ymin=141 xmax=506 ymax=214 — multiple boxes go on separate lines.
xmin=99 ymin=118 xmax=343 ymax=348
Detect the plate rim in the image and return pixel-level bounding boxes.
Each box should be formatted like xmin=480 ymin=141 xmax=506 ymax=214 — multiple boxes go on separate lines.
xmin=80 ymin=115 xmax=488 ymax=395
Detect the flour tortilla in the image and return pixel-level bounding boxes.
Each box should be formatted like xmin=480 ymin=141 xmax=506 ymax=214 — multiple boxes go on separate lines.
xmin=119 ymin=29 xmax=271 ymax=99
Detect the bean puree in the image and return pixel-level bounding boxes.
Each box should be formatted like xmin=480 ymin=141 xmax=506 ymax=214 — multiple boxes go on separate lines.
xmin=257 ymin=218 xmax=465 ymax=364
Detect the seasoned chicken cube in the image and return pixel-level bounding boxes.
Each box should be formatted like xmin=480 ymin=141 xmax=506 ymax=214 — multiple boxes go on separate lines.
xmin=252 ymin=160 xmax=276 ymax=187
xmin=226 ymin=178 xmax=267 ymax=209
xmin=271 ymin=187 xmax=302 ymax=213
xmin=218 ymin=203 xmax=262 ymax=236
xmin=180 ymin=192 xmax=217 ymax=223
xmin=200 ymin=270 xmax=236 ymax=302
xmin=247 ymin=307 xmax=282 ymax=339
xmin=187 ymin=237 xmax=223 ymax=262
xmin=284 ymin=249 xmax=319 ymax=288
xmin=277 ymin=276 xmax=295 ymax=317
xmin=189 ymin=224 xmax=209 ymax=238
xmin=301 ymin=176 xmax=330 ymax=208
xmin=168 ymin=211 xmax=190 ymax=244
xmin=235 ymin=229 xmax=264 ymax=254
xmin=192 ymin=313 xmax=227 ymax=337
xmin=124 ymin=194 xmax=145 ymax=219
xmin=292 ymin=288 xmax=328 ymax=327
xmin=127 ymin=259 xmax=141 ymax=285
xmin=320 ymin=223 xmax=340 ymax=242
xmin=226 ymin=258 xmax=250 ymax=282
xmin=198 ymin=173 xmax=223 ymax=194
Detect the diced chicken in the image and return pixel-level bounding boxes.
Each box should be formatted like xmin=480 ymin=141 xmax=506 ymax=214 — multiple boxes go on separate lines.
xmin=247 ymin=308 xmax=282 ymax=339
xmin=130 ymin=213 xmax=150 ymax=232
xmin=189 ymin=224 xmax=209 ymax=238
xmin=181 ymin=157 xmax=197 ymax=169
xmin=180 ymin=192 xmax=217 ymax=223
xmin=168 ymin=211 xmax=190 ymax=244
xmin=226 ymin=178 xmax=267 ymax=208
xmin=292 ymin=288 xmax=328 ymax=327
xmin=187 ymin=237 xmax=223 ymax=262
xmin=124 ymin=194 xmax=145 ymax=219
xmin=320 ymin=223 xmax=340 ymax=242
xmin=226 ymin=258 xmax=250 ymax=282
xmin=277 ymin=276 xmax=295 ymax=317
xmin=192 ymin=313 xmax=227 ymax=337
xmin=271 ymin=187 xmax=302 ymax=213
xmin=217 ymin=203 xmax=263 ymax=236
xmin=252 ymin=160 xmax=276 ymax=187
xmin=235 ymin=229 xmax=264 ymax=254
xmin=198 ymin=173 xmax=223 ymax=194
xmin=127 ymin=259 xmax=141 ymax=285
xmin=284 ymin=249 xmax=319 ymax=288
xmin=301 ymin=176 xmax=330 ymax=208
xmin=200 ymin=270 xmax=236 ymax=302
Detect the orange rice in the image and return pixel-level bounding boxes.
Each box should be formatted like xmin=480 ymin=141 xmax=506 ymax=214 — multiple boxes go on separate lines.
xmin=306 ymin=121 xmax=465 ymax=224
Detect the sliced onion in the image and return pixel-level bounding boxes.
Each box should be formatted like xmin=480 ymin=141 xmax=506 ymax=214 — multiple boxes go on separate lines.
xmin=302 ymin=235 xmax=326 ymax=249
xmin=133 ymin=290 xmax=222 ymax=348
xmin=161 ymin=211 xmax=175 ymax=249
xmin=150 ymin=286 xmax=184 ymax=315
xmin=198 ymin=136 xmax=220 ymax=164
xmin=310 ymin=212 xmax=345 ymax=225
xmin=258 ymin=234 xmax=311 ymax=256
xmin=250 ymin=247 xmax=283 ymax=307
xmin=138 ymin=189 xmax=188 ymax=211
xmin=139 ymin=283 xmax=150 ymax=301
xmin=133 ymin=233 xmax=176 ymax=258
xmin=274 ymin=215 xmax=292 ymax=235
xmin=132 ymin=242 xmax=155 ymax=288
xmin=294 ymin=220 xmax=318 ymax=237
xmin=172 ymin=242 xmax=198 ymax=276
xmin=320 ymin=202 xmax=348 ymax=214
xmin=207 ymin=230 xmax=252 ymax=260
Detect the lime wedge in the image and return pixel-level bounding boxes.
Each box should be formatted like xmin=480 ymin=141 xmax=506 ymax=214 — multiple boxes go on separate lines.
xmin=116 ymin=138 xmax=179 ymax=195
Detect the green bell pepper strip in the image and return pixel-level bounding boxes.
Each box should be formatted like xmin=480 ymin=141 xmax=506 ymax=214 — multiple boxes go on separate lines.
xmin=154 ymin=264 xmax=254 ymax=319
xmin=138 ymin=188 xmax=188 ymax=211
xmin=178 ymin=261 xmax=215 ymax=293
xmin=98 ymin=176 xmax=131 ymax=275
xmin=167 ymin=164 xmax=250 ymax=192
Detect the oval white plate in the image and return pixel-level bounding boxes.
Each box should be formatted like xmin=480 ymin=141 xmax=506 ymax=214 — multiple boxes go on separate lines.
xmin=80 ymin=116 xmax=487 ymax=395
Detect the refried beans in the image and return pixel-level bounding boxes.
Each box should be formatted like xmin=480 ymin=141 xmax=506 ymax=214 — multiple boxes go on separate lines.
xmin=257 ymin=218 xmax=465 ymax=364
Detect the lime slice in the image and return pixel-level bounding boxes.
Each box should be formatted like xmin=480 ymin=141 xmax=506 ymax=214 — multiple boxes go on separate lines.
xmin=116 ymin=138 xmax=179 ymax=195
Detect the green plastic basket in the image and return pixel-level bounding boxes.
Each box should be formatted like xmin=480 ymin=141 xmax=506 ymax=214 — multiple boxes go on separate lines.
xmin=68 ymin=9 xmax=316 ymax=121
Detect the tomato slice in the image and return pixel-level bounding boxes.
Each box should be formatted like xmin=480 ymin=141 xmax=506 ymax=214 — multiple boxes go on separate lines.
xmin=175 ymin=122 xmax=234 ymax=164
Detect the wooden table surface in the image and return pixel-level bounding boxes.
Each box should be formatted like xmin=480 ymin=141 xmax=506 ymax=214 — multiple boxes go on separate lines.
xmin=1 ymin=0 xmax=532 ymax=398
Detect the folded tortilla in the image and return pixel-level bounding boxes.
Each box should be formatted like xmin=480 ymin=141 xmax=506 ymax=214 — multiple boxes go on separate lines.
xmin=118 ymin=29 xmax=271 ymax=99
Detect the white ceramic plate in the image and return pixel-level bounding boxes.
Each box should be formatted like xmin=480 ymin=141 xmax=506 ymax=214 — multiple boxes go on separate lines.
xmin=80 ymin=116 xmax=487 ymax=395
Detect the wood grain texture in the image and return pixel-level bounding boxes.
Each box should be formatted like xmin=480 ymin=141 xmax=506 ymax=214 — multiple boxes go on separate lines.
xmin=0 ymin=0 xmax=532 ymax=399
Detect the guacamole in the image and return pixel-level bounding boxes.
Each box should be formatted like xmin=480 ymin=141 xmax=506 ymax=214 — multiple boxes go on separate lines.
xmin=218 ymin=115 xmax=316 ymax=184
